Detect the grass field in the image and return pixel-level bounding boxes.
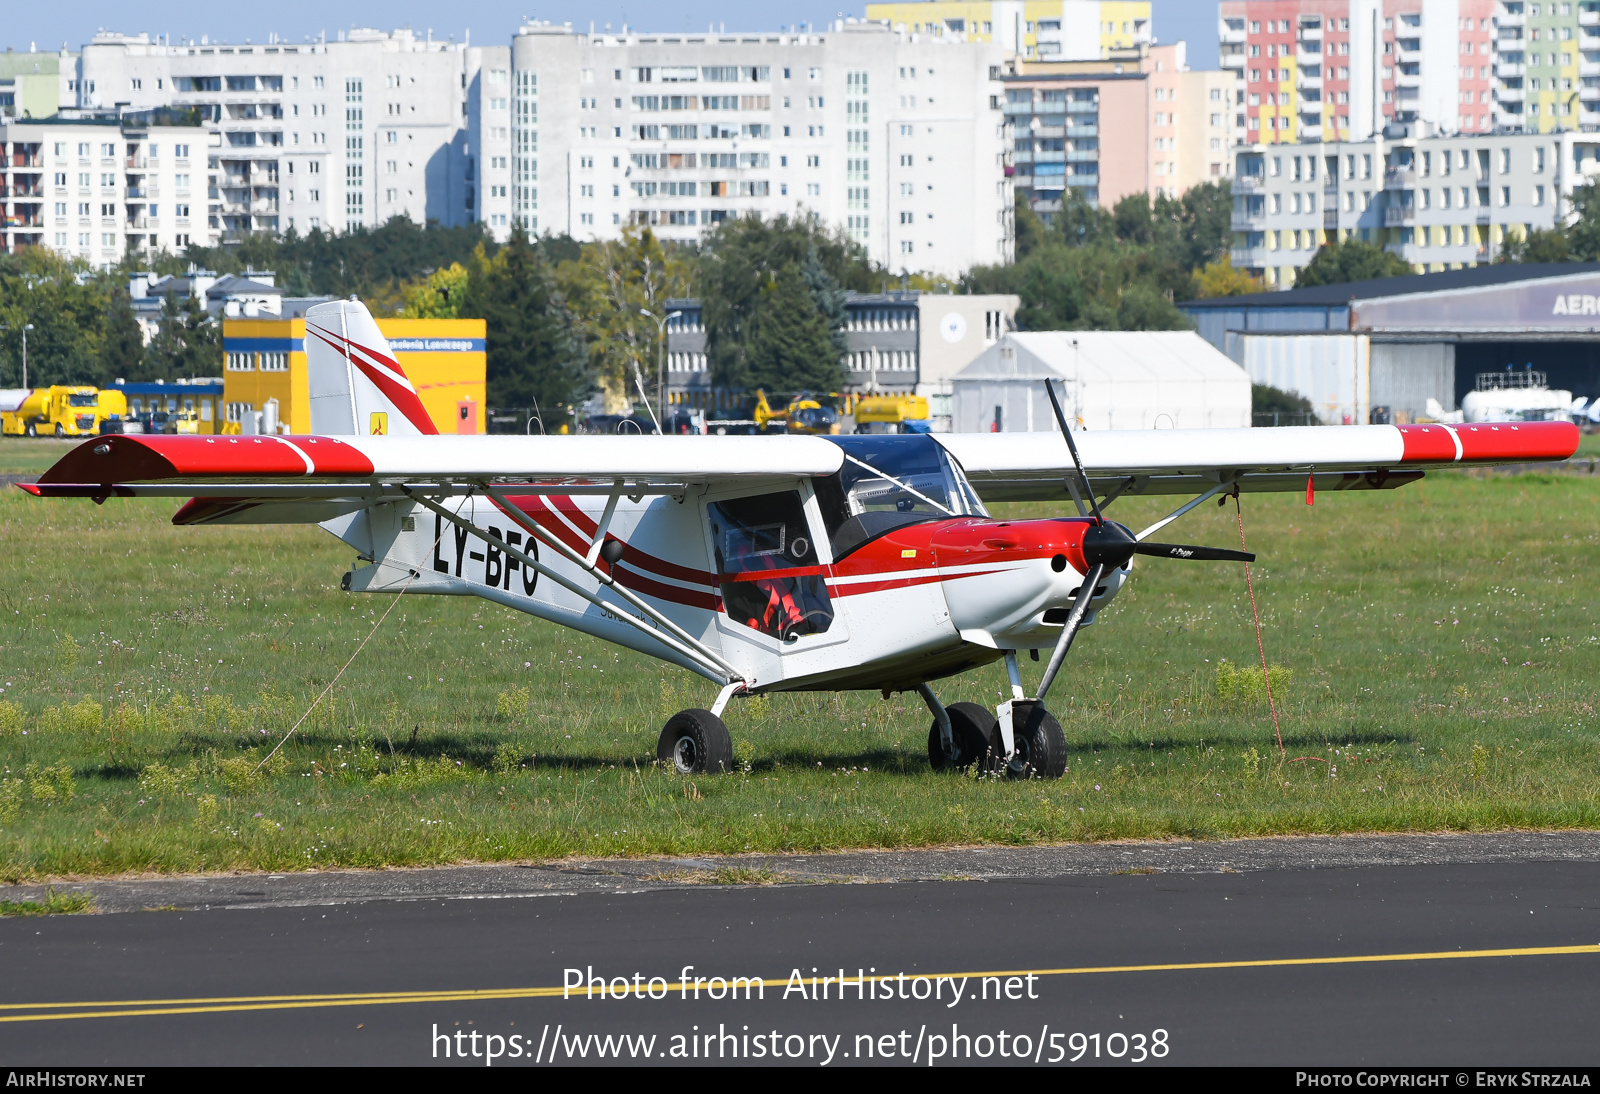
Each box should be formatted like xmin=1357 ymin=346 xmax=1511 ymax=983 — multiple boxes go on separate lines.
xmin=1 ymin=437 xmax=1598 ymax=880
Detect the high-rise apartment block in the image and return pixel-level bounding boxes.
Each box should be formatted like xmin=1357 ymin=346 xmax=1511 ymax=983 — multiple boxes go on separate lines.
xmin=1004 ymin=42 xmax=1236 ymax=219
xmin=864 ymin=1 xmax=1151 ymax=60
xmin=2 ymin=115 xmax=204 ymax=260
xmin=70 ymin=29 xmax=507 ymax=240
xmin=509 ymin=20 xmax=1011 ymax=274
xmin=1219 ymin=0 xmax=1600 ymax=144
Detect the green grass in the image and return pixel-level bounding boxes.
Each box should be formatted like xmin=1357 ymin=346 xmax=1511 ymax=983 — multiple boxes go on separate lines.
xmin=0 ymin=469 xmax=1598 ymax=880
xmin=0 ymin=437 xmax=77 ymax=476
xmin=0 ymin=888 xmax=95 ymax=916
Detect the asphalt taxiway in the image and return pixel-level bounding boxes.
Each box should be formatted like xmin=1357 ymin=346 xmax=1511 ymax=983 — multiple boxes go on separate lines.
xmin=2 ymin=833 xmax=1598 ymax=1066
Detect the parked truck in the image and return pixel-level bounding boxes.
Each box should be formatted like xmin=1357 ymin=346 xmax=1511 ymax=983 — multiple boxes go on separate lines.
xmin=0 ymin=386 xmax=127 ymax=437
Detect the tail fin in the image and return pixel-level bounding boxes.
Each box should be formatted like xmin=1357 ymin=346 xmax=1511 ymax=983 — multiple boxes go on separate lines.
xmin=304 ymin=299 xmax=438 ymax=436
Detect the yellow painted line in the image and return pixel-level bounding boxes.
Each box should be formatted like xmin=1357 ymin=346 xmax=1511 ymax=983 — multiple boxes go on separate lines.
xmin=2 ymin=944 xmax=1595 ymax=1024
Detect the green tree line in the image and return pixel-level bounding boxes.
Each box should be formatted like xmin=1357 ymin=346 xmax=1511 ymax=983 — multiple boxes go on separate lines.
xmin=34 ymin=175 xmax=1600 ymax=416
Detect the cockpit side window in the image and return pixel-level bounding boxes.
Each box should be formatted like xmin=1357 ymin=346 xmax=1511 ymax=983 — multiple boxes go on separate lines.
xmin=708 ymin=491 xmax=833 ymax=642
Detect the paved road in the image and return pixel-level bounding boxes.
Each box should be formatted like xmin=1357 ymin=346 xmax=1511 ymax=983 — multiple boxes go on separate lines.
xmin=3 ymin=849 xmax=1599 ymax=1066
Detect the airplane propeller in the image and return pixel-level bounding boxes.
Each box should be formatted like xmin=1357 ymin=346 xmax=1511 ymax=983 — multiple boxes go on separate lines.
xmin=1034 ymin=379 xmax=1255 ymax=702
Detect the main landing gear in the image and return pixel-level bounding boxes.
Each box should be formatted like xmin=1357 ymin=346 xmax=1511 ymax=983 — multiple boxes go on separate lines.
xmin=657 ymin=682 xmax=741 ymax=774
xmin=918 ymin=682 xmax=1068 ymax=780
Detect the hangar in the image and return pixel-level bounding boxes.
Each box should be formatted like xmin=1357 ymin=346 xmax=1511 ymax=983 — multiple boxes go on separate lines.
xmin=950 ymin=331 xmax=1250 ymax=434
xmin=1179 ymin=263 xmax=1600 ymax=424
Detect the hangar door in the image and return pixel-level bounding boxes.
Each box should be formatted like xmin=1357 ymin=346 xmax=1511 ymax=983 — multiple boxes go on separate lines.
xmin=1369 ymin=342 xmax=1456 ymax=420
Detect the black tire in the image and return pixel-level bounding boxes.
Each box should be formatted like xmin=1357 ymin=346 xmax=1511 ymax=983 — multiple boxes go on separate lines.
xmin=1005 ymin=701 xmax=1068 ymax=780
xmin=24 ymin=422 xmax=36 ymax=437
xmin=657 ymin=708 xmax=734 ymax=774
xmin=54 ymin=423 xmax=64 ymax=438
xmin=927 ymin=700 xmax=1001 ymax=772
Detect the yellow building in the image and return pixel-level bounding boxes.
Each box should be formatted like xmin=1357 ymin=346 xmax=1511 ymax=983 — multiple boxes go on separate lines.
xmin=863 ymin=1 xmax=1150 ymax=61
xmin=222 ymin=317 xmax=487 ymax=435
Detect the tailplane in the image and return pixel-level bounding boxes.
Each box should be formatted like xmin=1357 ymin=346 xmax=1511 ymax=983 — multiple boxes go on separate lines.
xmin=304 ymin=299 xmax=437 ymax=436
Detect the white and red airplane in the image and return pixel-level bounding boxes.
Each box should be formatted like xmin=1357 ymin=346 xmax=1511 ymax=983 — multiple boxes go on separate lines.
xmin=23 ymin=301 xmax=1580 ymax=778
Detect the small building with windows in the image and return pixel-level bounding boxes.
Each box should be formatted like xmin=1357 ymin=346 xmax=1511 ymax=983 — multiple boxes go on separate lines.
xmin=221 ymin=316 xmax=487 ymax=434
xmin=662 ymin=290 xmax=1018 ymax=422
xmin=108 ymin=378 xmax=225 ymax=433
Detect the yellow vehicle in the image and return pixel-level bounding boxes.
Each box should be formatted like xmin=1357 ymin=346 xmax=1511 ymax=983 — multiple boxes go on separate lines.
xmin=753 ymin=389 xmax=841 ymax=435
xmin=854 ymin=394 xmax=930 ymax=434
xmin=0 ymin=386 xmax=125 ymax=438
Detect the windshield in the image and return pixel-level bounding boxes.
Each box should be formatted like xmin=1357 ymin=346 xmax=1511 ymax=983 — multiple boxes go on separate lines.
xmin=68 ymin=393 xmax=98 ymax=407
xmin=815 ymin=435 xmax=985 ymax=560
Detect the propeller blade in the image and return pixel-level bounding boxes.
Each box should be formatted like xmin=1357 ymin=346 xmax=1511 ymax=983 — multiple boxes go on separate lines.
xmin=1133 ymin=542 xmax=1257 ymax=563
xmin=1035 ymin=562 xmax=1106 ymax=703
xmin=1042 ymin=379 xmax=1103 ymax=525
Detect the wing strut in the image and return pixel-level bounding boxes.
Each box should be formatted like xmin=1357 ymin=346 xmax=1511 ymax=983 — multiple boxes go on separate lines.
xmin=404 ymin=489 xmax=741 ymax=685
xmin=481 ymin=484 xmax=744 ymax=682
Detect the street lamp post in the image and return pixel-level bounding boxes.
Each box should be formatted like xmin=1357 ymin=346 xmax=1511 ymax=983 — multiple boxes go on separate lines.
xmin=3 ymin=323 xmax=34 ymax=389
xmin=641 ymin=308 xmax=684 ymax=431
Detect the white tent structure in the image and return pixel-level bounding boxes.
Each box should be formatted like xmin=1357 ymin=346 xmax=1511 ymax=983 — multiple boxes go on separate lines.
xmin=951 ymin=331 xmax=1252 ymax=433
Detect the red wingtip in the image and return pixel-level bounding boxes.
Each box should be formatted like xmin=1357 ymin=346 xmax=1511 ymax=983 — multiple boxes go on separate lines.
xmin=13 ymin=482 xmax=42 ymax=496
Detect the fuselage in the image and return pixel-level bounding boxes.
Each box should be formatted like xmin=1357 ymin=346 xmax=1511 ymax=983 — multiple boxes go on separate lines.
xmin=334 ymin=478 xmax=1127 ymax=695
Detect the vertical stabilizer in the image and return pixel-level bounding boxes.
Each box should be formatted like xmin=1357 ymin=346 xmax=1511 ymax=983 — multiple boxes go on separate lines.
xmin=304 ymin=299 xmax=438 ymax=436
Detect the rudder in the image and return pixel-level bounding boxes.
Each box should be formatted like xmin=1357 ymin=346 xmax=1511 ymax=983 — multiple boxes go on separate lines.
xmin=304 ymin=299 xmax=437 ymax=436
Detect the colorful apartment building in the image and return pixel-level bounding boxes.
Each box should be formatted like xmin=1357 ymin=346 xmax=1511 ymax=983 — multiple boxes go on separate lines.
xmin=865 ymin=1 xmax=1151 ymax=60
xmin=1005 ymin=43 xmax=1235 ymax=216
xmin=1217 ymin=0 xmax=1600 ymax=144
xmin=222 ymin=317 xmax=487 ymax=434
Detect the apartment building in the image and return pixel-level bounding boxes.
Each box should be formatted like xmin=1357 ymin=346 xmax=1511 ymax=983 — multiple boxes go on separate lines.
xmin=1219 ymin=0 xmax=1496 ymax=145
xmin=71 ymin=29 xmax=508 ymax=239
xmin=1230 ymin=125 xmax=1600 ymax=285
xmin=863 ymin=1 xmax=1151 ymax=60
xmin=1003 ymin=43 xmax=1235 ymax=218
xmin=1 ymin=115 xmax=209 ymax=259
xmin=1495 ymin=0 xmax=1600 ymax=134
xmin=511 ymin=19 xmax=1011 ymax=274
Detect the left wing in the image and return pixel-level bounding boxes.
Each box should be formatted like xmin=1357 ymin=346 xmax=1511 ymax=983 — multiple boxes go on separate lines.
xmin=935 ymin=421 xmax=1580 ymax=501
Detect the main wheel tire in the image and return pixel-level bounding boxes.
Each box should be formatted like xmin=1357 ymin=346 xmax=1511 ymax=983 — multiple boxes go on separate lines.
xmin=1004 ymin=701 xmax=1068 ymax=780
xmin=927 ymin=700 xmax=1002 ymax=773
xmin=657 ymin=708 xmax=735 ymax=774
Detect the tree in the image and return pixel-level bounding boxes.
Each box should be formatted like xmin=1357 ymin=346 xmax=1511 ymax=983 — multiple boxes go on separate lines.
xmin=1292 ymin=238 xmax=1413 ymax=287
xmin=698 ymin=213 xmax=874 ymax=391
xmin=459 ymin=226 xmax=589 ymax=415
xmin=800 ymin=241 xmax=848 ymax=357
xmin=98 ymin=286 xmax=145 ymax=383
xmin=399 ymin=263 xmax=469 ymax=318
xmin=1253 ymin=382 xmax=1315 ymax=424
xmin=139 ymin=293 xmax=219 ymax=382
xmin=552 ymin=225 xmax=692 ymax=413
xmin=1177 ymin=180 xmax=1234 ymax=271
xmin=1568 ymin=179 xmax=1600 ymax=261
xmin=747 ymin=264 xmax=843 ymax=395
xmin=1013 ymin=190 xmax=1048 ymax=259
xmin=1497 ymin=226 xmax=1571 ymax=264
xmin=1192 ymin=258 xmax=1263 ymax=299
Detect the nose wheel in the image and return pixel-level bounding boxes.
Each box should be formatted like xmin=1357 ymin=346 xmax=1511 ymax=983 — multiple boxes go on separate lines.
xmin=999 ymin=701 xmax=1068 ymax=780
xmin=657 ymin=709 xmax=734 ymax=774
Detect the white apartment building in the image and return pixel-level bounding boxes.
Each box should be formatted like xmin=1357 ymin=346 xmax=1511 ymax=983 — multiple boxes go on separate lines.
xmin=1 ymin=115 xmax=209 ymax=260
xmin=510 ymin=19 xmax=1012 ymax=274
xmin=1231 ymin=125 xmax=1600 ymax=285
xmin=72 ymin=29 xmax=509 ymax=239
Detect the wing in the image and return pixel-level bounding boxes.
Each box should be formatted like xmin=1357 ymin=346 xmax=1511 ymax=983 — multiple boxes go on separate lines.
xmin=19 ymin=433 xmax=847 ymax=524
xmin=935 ymin=422 xmax=1580 ymax=501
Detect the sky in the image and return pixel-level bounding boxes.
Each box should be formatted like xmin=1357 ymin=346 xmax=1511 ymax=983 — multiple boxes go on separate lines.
xmin=2 ymin=2 xmax=1218 ymax=69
